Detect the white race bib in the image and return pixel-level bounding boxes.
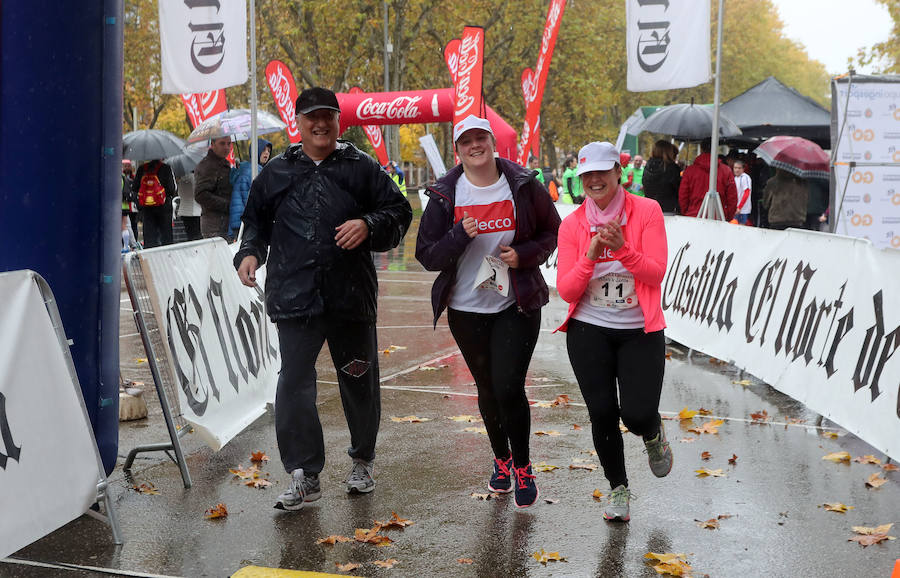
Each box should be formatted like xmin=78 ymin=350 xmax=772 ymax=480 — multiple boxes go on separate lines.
xmin=473 ymin=255 xmax=510 ymax=297
xmin=588 ymin=272 xmax=638 ymax=309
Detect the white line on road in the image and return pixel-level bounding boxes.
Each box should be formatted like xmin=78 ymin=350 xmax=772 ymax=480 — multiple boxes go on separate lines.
xmin=1 ymin=557 xmax=182 ymax=578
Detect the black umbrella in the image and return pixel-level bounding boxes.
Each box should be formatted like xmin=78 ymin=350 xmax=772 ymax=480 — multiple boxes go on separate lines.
xmin=638 ymin=102 xmax=742 ymax=141
xmin=123 ymin=129 xmax=186 ymax=162
xmin=164 ymin=146 xmax=206 ymax=179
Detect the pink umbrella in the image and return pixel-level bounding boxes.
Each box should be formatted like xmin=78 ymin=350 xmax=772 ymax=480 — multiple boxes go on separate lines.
xmin=755 ymin=136 xmax=829 ymax=179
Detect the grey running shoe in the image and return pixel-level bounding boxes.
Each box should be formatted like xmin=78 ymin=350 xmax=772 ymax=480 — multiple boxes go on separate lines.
xmin=275 ymin=468 xmax=321 ymax=511
xmin=604 ymin=485 xmax=631 ymax=522
xmin=346 ymin=458 xmax=375 ymax=494
xmin=644 ymin=423 xmax=674 ymax=478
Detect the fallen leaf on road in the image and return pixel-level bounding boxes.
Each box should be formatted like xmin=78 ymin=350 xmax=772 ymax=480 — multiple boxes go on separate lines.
xmin=569 ymin=463 xmax=598 ymax=471
xmin=786 ymin=417 xmax=806 ymax=424
xmin=679 ymin=437 xmax=697 ymax=443
xmin=534 ymin=463 xmax=559 ymax=473
xmin=544 ymin=498 xmax=559 ymax=504
xmin=532 ymin=401 xmax=553 ymax=408
xmin=382 ymin=345 xmax=407 ymax=355
xmin=678 ymin=407 xmax=698 ymax=420
xmin=710 ymin=358 xmax=726 ymax=365
xmin=462 ymin=426 xmax=488 ymax=435
xmin=250 ymin=451 xmax=269 ymax=464
xmin=390 ymin=415 xmax=431 ymax=423
xmin=551 ymin=394 xmax=572 ymax=407
xmin=821 ymin=503 xmax=853 ymax=513
xmin=883 ymin=463 xmax=899 ymax=471
xmin=695 ymin=518 xmax=719 ymax=529
xmin=418 ymin=364 xmax=447 ymax=371
xmin=728 ymin=454 xmax=738 ymax=465
xmin=317 ymin=535 xmax=352 ymax=545
xmin=245 ymin=478 xmax=271 ymax=489
xmin=335 ymin=562 xmax=360 ymax=572
xmin=205 ymin=503 xmax=228 ymax=519
xmin=718 ymin=514 xmax=734 ymax=519
xmin=644 ymin=552 xmax=692 ymax=576
xmin=372 ymin=559 xmax=399 ymax=569
xmin=535 ymin=430 xmax=562 ymax=436
xmin=665 ymin=352 xmax=672 ymax=360
xmin=701 ymin=451 xmax=711 ymax=460
xmin=457 ymin=558 xmax=473 ymax=565
xmin=619 ymin=423 xmax=629 ymax=433
xmin=848 ymin=524 xmax=896 ymax=547
xmin=592 ymin=489 xmax=605 ymax=501
xmin=866 ymin=473 xmax=888 ymax=488
xmin=695 ymin=468 xmax=726 ymax=477
xmin=853 ymin=523 xmax=894 ymax=535
xmin=135 ymin=358 xmax=147 ymax=364
xmin=354 ymin=527 xmax=393 ymax=546
xmin=131 ymin=482 xmax=159 ymax=495
xmin=698 ymin=408 xmax=712 ymax=415
xmin=377 ymin=512 xmax=414 ymax=530
xmin=688 ymin=419 xmax=724 ymax=435
xmin=822 ymin=431 xmax=840 ymax=439
xmin=822 ymin=451 xmax=851 ymax=463
xmin=854 ymin=455 xmax=882 ymax=465
xmin=229 ymin=464 xmax=259 ymax=479
xmin=447 ymin=415 xmax=481 ymax=422
xmin=582 ymin=449 xmax=598 ymax=456
xmin=470 ymin=492 xmax=499 ymax=500
xmin=572 ymin=424 xmax=582 ymax=430
xmin=732 ymin=379 xmax=751 ymax=386
xmin=750 ymin=410 xmax=770 ymax=423
xmin=532 ymin=549 xmax=566 ymax=565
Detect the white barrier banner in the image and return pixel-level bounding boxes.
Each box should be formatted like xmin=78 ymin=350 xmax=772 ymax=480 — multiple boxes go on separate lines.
xmin=662 ymin=218 xmax=900 ymax=460
xmin=0 ymin=271 xmax=102 ymax=558
xmin=626 ymin=0 xmax=710 ymax=92
xmin=159 ymin=0 xmax=248 ymax=94
xmin=541 ymin=212 xmax=900 ymax=460
xmin=138 ymin=239 xmax=279 ymax=450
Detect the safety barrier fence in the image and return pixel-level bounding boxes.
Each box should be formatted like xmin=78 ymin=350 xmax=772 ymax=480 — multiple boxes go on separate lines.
xmin=0 ymin=270 xmax=121 ymax=558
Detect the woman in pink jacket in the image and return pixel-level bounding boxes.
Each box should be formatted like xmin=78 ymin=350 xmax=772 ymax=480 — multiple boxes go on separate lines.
xmin=556 ymin=142 xmax=672 ymax=523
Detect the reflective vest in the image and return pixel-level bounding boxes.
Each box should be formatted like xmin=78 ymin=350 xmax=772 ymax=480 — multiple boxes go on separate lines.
xmin=391 ymin=173 xmax=407 ymax=197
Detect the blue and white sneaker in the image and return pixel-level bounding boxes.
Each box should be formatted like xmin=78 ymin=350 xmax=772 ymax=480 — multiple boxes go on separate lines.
xmin=513 ymin=463 xmax=539 ymax=508
xmin=488 ymin=455 xmax=513 ymax=493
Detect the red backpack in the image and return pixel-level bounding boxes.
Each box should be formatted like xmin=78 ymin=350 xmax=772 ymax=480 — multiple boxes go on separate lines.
xmin=138 ymin=162 xmax=167 ymax=207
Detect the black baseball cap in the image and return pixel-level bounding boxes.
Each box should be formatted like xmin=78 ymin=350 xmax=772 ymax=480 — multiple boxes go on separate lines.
xmin=296 ymin=87 xmax=341 ymax=115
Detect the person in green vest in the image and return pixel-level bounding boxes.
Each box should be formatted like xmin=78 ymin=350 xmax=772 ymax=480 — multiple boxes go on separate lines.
xmin=384 ymin=162 xmax=407 ymax=197
xmin=561 ymin=155 xmax=582 ymax=204
xmin=529 ymin=155 xmax=545 ymax=184
xmin=629 ymin=155 xmax=645 ymax=197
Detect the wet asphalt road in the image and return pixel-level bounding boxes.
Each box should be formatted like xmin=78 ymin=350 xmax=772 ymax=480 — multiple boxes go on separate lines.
xmin=5 ymin=250 xmax=900 ymax=577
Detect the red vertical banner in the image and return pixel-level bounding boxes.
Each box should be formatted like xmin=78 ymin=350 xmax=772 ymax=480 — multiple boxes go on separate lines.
xmin=453 ymin=26 xmax=485 ymax=128
xmin=518 ymin=0 xmax=565 ymax=166
xmin=349 ymin=87 xmax=389 ymax=166
xmin=444 ymin=38 xmax=461 ymax=84
xmin=265 ymin=60 xmax=302 ymax=143
xmin=180 ymin=90 xmax=227 ymax=129
xmin=520 ymin=68 xmax=541 ymax=159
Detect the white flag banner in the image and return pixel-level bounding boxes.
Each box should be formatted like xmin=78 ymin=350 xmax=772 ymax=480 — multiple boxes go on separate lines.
xmin=626 ymin=0 xmax=711 ymax=92
xmin=159 ymin=0 xmax=248 ymax=94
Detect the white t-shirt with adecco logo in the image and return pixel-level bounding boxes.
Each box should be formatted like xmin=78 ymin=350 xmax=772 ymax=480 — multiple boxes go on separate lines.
xmin=449 ymin=173 xmax=517 ymax=313
xmin=571 ymin=212 xmax=645 ymax=329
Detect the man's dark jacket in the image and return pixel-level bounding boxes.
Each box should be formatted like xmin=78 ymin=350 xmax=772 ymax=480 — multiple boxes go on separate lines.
xmin=194 ymin=149 xmax=232 ymax=216
xmin=234 ymin=141 xmax=412 ymax=322
xmin=415 ymin=158 xmax=561 ymax=326
xmin=642 ymin=157 xmax=681 ymax=213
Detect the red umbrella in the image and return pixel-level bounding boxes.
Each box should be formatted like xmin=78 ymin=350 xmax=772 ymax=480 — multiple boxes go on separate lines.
xmin=754 ymin=136 xmax=829 ymax=179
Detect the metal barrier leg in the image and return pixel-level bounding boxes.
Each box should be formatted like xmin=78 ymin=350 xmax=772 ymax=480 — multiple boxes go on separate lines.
xmin=84 ymin=481 xmax=123 ymax=545
xmin=125 ymin=305 xmax=193 ymax=488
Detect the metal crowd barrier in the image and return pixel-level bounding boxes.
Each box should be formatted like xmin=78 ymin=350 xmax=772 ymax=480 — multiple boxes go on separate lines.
xmin=122 ymin=252 xmax=193 ymax=488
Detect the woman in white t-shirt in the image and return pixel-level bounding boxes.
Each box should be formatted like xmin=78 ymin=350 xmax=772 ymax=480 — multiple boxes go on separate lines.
xmin=416 ymin=115 xmax=560 ymax=508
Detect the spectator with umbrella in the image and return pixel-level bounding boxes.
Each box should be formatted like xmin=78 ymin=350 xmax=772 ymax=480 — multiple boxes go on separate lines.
xmin=123 ymin=128 xmax=185 ymax=248
xmin=753 ymin=136 xmax=830 ymax=231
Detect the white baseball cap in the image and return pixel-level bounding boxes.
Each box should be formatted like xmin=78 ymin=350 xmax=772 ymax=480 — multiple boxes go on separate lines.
xmin=453 ymin=115 xmax=494 ymax=142
xmin=576 ymin=141 xmax=620 ymax=176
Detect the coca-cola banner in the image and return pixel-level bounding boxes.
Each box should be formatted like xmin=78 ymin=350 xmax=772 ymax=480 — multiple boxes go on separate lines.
xmin=444 ymin=38 xmax=461 ymax=84
xmin=350 ymin=87 xmax=389 ymax=166
xmin=453 ymin=26 xmax=485 ymax=126
xmin=181 ymin=90 xmax=228 ymax=129
xmin=518 ymin=0 xmax=566 ymax=166
xmin=159 ymin=0 xmax=248 ymax=94
xmin=265 ymin=60 xmax=301 ymax=143
xmin=520 ymin=68 xmax=540 ymax=158
xmin=337 ymin=89 xmax=451 ymax=130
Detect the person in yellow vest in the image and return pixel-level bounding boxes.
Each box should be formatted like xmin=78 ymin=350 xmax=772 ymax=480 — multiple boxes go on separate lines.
xmin=385 ymin=162 xmax=407 ymax=197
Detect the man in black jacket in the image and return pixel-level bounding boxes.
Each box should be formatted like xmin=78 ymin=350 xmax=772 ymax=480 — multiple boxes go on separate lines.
xmin=132 ymin=159 xmax=177 ymax=248
xmin=234 ymin=87 xmax=412 ymax=511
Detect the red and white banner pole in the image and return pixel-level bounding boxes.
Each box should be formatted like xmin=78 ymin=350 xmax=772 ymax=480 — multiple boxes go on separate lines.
xmin=350 ymin=86 xmax=390 ymax=166
xmin=518 ymin=0 xmax=565 ymax=166
xmin=452 ymin=26 xmax=485 ymax=127
xmin=265 ymin=60 xmax=301 ymax=144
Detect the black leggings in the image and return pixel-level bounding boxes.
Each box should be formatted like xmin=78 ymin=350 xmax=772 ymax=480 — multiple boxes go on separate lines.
xmin=448 ymin=305 xmax=541 ymax=467
xmin=566 ymin=319 xmax=665 ymax=488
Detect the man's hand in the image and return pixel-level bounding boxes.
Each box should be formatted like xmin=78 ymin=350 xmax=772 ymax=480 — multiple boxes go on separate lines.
xmin=499 ymin=245 xmax=519 ymax=268
xmin=462 ymin=211 xmax=478 ymax=238
xmin=237 ymin=255 xmax=259 ymax=287
xmin=335 ymin=219 xmax=369 ymax=250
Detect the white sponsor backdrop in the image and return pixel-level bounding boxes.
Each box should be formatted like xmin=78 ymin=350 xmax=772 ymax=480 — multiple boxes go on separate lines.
xmin=0 ymin=271 xmax=104 ymax=558
xmin=625 ymin=0 xmax=710 ymax=92
xmin=138 ymin=239 xmax=279 ymax=450
xmin=832 ymin=79 xmax=900 ymax=250
xmin=541 ymin=213 xmax=900 ymax=461
xmin=159 ymin=0 xmax=248 ymax=94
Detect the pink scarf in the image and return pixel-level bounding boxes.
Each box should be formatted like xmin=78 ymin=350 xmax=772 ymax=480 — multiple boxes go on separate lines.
xmin=584 ymin=185 xmax=626 ymax=230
